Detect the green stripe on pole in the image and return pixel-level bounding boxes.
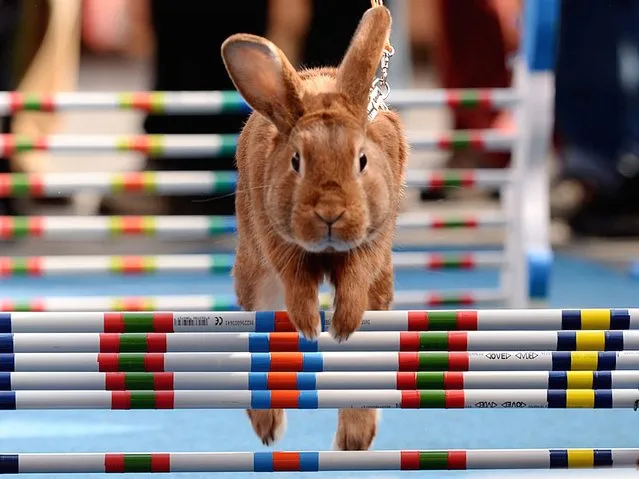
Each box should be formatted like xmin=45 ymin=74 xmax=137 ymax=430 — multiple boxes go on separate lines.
xmin=130 ymin=392 xmax=157 ymax=409
xmin=219 ymin=135 xmax=238 ymax=156
xmin=418 ymin=352 xmax=449 ymax=371
xmin=119 ymin=334 xmax=148 ymax=353
xmin=12 ymin=174 xmax=30 ymax=196
xmin=124 ymin=454 xmax=153 ymax=473
xmin=210 ymin=255 xmax=234 ymax=274
xmin=122 ymin=313 xmax=156 ymax=333
xmin=118 ymin=354 xmax=146 ymax=372
xmin=418 ymin=390 xmax=447 ymax=408
xmin=419 ymin=451 xmax=450 ymax=469
xmin=419 ymin=332 xmax=449 ymax=351
xmin=11 ymin=258 xmax=28 ymax=276
xmin=125 ymin=373 xmax=156 ymax=390
xmin=213 ymin=171 xmax=237 ymax=193
xmin=427 ymin=312 xmax=458 ymax=330
xmin=415 ymin=372 xmax=445 ymax=389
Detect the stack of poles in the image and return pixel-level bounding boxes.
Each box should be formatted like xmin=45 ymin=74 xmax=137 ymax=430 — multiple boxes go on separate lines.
xmin=0 ymin=89 xmax=520 ymax=311
xmin=0 ymin=307 xmax=637 ymax=474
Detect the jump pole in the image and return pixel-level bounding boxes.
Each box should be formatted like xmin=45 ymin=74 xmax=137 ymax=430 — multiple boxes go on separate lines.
xmin=0 ymin=330 xmax=638 ymax=353
xmin=2 ymin=370 xmax=639 ymax=391
xmin=0 ymin=388 xmax=636 ymax=409
xmin=0 ymin=351 xmax=638 ymax=372
xmin=0 ymin=309 xmax=634 ymax=333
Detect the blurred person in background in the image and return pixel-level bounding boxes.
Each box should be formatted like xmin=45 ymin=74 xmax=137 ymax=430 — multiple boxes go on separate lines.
xmin=552 ymin=0 xmax=639 ymax=237
xmin=420 ymin=0 xmax=519 ymax=202
xmin=0 ymin=0 xmax=21 ymax=216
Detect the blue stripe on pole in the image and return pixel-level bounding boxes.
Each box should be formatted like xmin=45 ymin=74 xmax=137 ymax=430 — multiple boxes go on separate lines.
xmin=0 ymin=314 xmax=10 ymax=334
xmin=611 ymin=309 xmax=631 ymax=329
xmin=0 ymin=392 xmax=16 ymax=410
xmin=255 ymin=312 xmax=274 ymax=333
xmin=548 ymin=371 xmax=566 ymax=389
xmin=561 ymin=310 xmax=580 ymax=330
xmin=248 ymin=333 xmax=269 ymax=353
xmin=0 ymin=373 xmax=9 ymax=391
xmin=0 ymin=354 xmax=14 ymax=372
xmin=595 ymin=390 xmax=613 ymax=408
xmin=0 ymin=455 xmax=18 ymax=474
xmin=551 ymin=352 xmax=570 ymax=371
xmin=598 ymin=353 xmax=617 ymax=371
xmin=302 ymin=353 xmax=323 ymax=372
xmin=299 ymin=452 xmax=320 ymax=472
xmin=250 ymin=391 xmax=270 ymax=409
xmin=0 ymin=334 xmax=12 ymax=353
xmin=593 ymin=371 xmax=612 ymax=389
xmin=606 ymin=331 xmax=624 ymax=351
xmin=556 ymin=332 xmax=576 ymax=351
xmin=251 ymin=353 xmax=270 ymax=372
xmin=297 ymin=372 xmax=316 ymax=390
xmin=549 ymin=449 xmax=568 ymax=468
xmin=546 ymin=390 xmax=564 ymax=408
xmin=248 ymin=372 xmax=268 ymax=390
xmin=298 ymin=337 xmax=318 ymax=353
xmin=253 ymin=452 xmax=273 ymax=472
xmin=594 ymin=449 xmax=614 ymax=467
xmin=299 ymin=391 xmax=319 ymax=409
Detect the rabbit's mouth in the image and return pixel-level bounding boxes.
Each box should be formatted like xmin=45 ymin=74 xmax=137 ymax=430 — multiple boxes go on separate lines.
xmin=299 ymin=237 xmax=359 ymax=253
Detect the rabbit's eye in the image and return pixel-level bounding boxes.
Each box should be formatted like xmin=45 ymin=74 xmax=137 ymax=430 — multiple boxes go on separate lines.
xmin=359 ymin=153 xmax=368 ymax=172
xmin=291 ymin=152 xmax=300 ymax=173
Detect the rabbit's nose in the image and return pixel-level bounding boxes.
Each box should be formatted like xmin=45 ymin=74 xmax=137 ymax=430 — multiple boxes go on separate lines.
xmin=315 ymin=209 xmax=345 ymax=226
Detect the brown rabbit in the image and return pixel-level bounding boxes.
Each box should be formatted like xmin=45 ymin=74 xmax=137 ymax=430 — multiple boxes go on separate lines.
xmin=221 ymin=5 xmax=408 ymax=450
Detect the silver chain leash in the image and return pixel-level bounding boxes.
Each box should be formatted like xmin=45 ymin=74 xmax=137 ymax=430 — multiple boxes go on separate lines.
xmin=367 ymin=45 xmax=394 ymax=121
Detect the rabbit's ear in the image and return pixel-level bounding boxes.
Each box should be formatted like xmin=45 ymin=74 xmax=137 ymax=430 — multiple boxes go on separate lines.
xmin=336 ymin=7 xmax=391 ymax=113
xmin=222 ymin=34 xmax=304 ymax=133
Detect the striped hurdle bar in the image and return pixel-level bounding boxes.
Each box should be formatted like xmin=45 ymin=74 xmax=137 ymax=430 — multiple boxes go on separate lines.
xmin=0 ymin=251 xmax=505 ymax=277
xmin=0 ymin=289 xmax=505 ymax=312
xmin=0 ymin=388 xmax=636 ymax=409
xmin=0 ymin=213 xmax=506 ymax=240
xmin=0 ymin=169 xmax=510 ymax=196
xmin=0 ymin=330 xmax=638 ymax=353
xmin=0 ymin=447 xmax=636 ymax=473
xmin=0 ymin=350 xmax=636 ymax=373
xmin=0 ymin=89 xmax=519 ymax=114
xmin=1 ymin=370 xmax=639 ymax=391
xmin=0 ymin=309 xmax=633 ymax=333
xmin=0 ymin=131 xmax=515 ymax=156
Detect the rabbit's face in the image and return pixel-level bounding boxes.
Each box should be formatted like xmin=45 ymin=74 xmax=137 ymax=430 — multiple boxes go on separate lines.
xmin=265 ymin=104 xmax=393 ymax=253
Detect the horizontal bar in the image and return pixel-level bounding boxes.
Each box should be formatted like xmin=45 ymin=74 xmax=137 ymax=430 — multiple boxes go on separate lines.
xmin=0 ymin=213 xmax=504 ymax=240
xmin=0 ymin=351 xmax=637 ymax=372
xmin=2 ymin=370 xmax=639 ymax=391
xmin=0 ymin=131 xmax=514 ymax=157
xmin=0 ymin=289 xmax=505 ymax=312
xmin=0 ymin=251 xmax=503 ymax=278
xmin=1 ymin=309 xmax=635 ymax=333
xmin=0 ymin=171 xmax=238 ymax=197
xmin=0 ymin=330 xmax=638 ymax=353
xmin=0 ymin=88 xmax=518 ymax=115
xmin=0 ymin=169 xmax=508 ymax=197
xmin=0 ymin=388 xmax=635 ymax=409
xmin=0 ymin=134 xmax=238 ymax=158
xmin=404 ymin=169 xmax=510 ymax=189
xmin=0 ymin=447 xmax=635 ymax=473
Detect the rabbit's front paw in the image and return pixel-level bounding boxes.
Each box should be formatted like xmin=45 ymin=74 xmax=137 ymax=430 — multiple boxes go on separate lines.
xmin=333 ymin=409 xmax=379 ymax=451
xmin=246 ymin=409 xmax=287 ymax=446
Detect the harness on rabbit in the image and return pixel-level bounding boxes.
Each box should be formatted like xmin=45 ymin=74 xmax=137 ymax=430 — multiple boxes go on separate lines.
xmin=367 ymin=0 xmax=395 ymax=121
